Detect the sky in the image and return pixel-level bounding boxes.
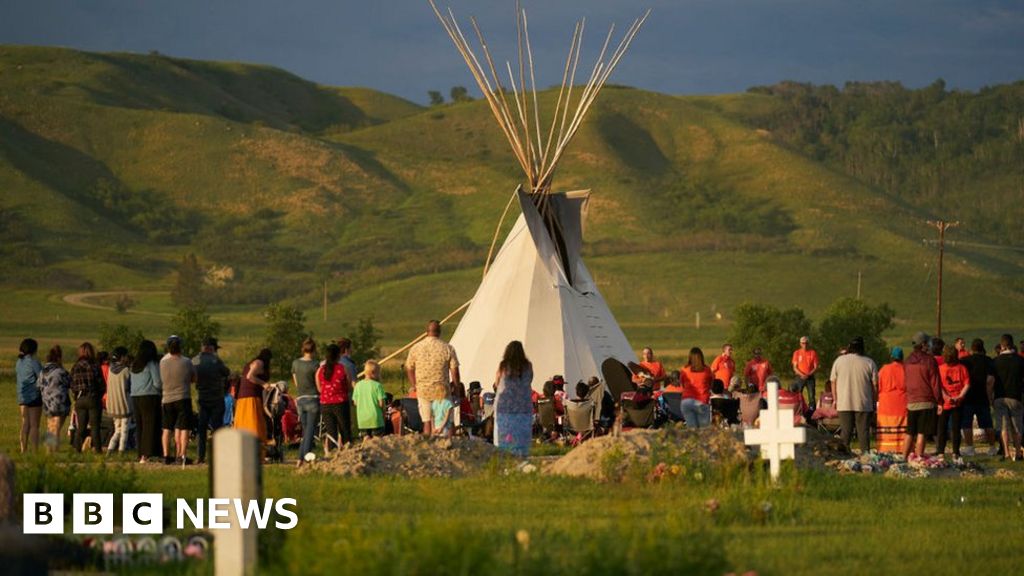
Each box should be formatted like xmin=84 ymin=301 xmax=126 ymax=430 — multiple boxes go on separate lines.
xmin=2 ymin=0 xmax=1023 ymax=104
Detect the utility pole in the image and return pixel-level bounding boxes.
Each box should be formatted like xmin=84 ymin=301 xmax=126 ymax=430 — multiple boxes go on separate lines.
xmin=323 ymin=279 xmax=328 ymax=323
xmin=927 ymin=219 xmax=959 ymax=338
xmin=856 ymin=271 xmax=862 ymax=300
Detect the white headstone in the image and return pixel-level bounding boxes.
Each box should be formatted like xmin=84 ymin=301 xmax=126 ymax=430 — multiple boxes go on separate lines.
xmin=213 ymin=428 xmax=261 ymax=576
xmin=743 ymin=380 xmax=806 ymax=481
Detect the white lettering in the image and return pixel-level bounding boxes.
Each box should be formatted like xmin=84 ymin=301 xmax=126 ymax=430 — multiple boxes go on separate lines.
xmin=233 ymin=499 xmax=274 ymax=530
xmin=274 ymin=498 xmax=298 ymax=529
xmin=176 ymin=498 xmax=204 ymax=530
xmin=208 ymin=498 xmax=231 ymax=529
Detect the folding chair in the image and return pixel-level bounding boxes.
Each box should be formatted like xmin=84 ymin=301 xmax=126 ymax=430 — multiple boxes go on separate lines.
xmin=400 ymin=397 xmax=424 ymax=434
xmin=536 ymin=397 xmax=566 ymax=442
xmin=660 ymin=392 xmax=685 ymax=423
xmin=565 ymin=400 xmax=596 ymax=444
xmin=620 ymin=391 xmax=656 ymax=428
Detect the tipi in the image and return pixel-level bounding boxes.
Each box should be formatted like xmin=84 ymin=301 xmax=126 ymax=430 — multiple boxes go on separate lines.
xmin=429 ymin=2 xmax=649 ymax=391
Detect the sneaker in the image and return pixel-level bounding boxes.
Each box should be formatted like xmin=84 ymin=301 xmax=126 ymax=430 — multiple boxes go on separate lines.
xmin=164 ymin=456 xmax=175 ymax=465
xmin=953 ymin=456 xmax=964 ymax=466
xmin=961 ymin=446 xmax=975 ymax=457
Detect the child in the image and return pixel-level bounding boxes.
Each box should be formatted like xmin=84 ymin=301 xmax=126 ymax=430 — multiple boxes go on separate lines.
xmin=352 ymin=360 xmax=387 ymax=439
xmin=387 ymin=398 xmax=403 ymax=436
xmin=431 ymin=383 xmax=456 ymax=438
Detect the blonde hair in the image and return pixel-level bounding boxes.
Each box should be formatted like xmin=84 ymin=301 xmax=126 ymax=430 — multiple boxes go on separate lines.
xmin=364 ymin=360 xmax=380 ymax=378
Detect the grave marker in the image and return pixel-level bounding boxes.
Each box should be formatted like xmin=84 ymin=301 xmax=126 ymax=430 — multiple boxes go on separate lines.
xmin=212 ymin=428 xmax=261 ymax=576
xmin=743 ymin=380 xmax=806 ymax=481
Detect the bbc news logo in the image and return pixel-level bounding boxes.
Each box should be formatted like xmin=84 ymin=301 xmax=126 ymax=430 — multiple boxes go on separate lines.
xmin=23 ymin=494 xmax=298 ymax=534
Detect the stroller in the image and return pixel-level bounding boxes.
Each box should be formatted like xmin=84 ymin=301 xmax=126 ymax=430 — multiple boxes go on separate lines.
xmin=262 ymin=381 xmax=289 ymax=462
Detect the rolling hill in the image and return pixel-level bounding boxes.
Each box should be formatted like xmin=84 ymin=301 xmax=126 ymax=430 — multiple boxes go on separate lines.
xmin=1 ymin=45 xmax=1021 ymax=354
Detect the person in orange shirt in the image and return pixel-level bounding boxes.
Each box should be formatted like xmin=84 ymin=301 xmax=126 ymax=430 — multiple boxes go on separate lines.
xmin=662 ymin=370 xmax=684 ymax=394
xmin=791 ymin=336 xmax=820 ymax=406
xmin=632 ymin=347 xmax=669 ymax=389
xmin=744 ymin=348 xmax=773 ymax=394
xmin=876 ymin=347 xmax=907 ymax=453
xmin=711 ymin=344 xmax=735 ymax=386
xmin=937 ymin=345 xmax=970 ymax=461
xmin=680 ymin=348 xmax=713 ymax=428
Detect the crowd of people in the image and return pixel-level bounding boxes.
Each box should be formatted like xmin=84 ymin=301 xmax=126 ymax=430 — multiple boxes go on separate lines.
xmin=12 ymin=320 xmax=1024 ymax=466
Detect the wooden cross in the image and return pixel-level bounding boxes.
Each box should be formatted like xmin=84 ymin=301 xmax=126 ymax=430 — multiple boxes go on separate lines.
xmin=743 ymin=380 xmax=806 ymax=481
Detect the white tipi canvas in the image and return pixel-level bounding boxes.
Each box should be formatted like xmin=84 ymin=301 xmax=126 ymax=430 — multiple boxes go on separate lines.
xmin=451 ymin=190 xmax=636 ymax=392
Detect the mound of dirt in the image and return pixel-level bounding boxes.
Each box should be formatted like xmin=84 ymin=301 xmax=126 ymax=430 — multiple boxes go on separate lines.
xmin=301 ymin=434 xmax=504 ymax=478
xmin=545 ymin=426 xmax=751 ymax=481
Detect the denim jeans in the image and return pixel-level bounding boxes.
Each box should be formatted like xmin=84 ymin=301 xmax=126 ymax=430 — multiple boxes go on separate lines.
xmin=795 ymin=375 xmax=816 ymax=406
xmin=296 ymin=396 xmax=321 ymax=458
xmin=197 ymin=398 xmax=226 ymax=462
xmin=681 ymin=398 xmax=711 ymax=428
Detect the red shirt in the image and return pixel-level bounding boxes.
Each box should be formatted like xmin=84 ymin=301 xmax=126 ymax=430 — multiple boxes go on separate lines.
xmin=791 ymin=348 xmax=819 ymax=377
xmin=938 ymin=363 xmax=969 ymax=410
xmin=318 ymin=363 xmax=350 ymax=405
xmin=681 ymin=366 xmax=713 ymax=404
xmin=711 ymin=354 xmax=735 ymax=385
xmin=957 ymin=349 xmax=970 ymax=359
xmin=744 ymin=359 xmax=773 ymax=393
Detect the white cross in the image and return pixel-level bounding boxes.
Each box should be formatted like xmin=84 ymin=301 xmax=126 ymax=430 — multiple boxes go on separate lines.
xmin=743 ymin=380 xmax=806 ymax=481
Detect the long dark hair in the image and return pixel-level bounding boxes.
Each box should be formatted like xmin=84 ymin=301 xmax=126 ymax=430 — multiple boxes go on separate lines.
xmin=253 ymin=348 xmax=273 ymax=381
xmin=18 ymin=338 xmax=38 ymax=359
xmin=499 ymin=341 xmax=530 ymax=377
xmin=323 ymin=344 xmax=341 ymax=381
xmin=132 ymin=340 xmax=159 ymax=373
xmin=686 ymin=347 xmax=706 ymax=372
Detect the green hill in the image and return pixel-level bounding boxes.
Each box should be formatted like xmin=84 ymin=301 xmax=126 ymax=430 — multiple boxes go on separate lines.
xmin=0 ymin=45 xmax=1021 ymax=354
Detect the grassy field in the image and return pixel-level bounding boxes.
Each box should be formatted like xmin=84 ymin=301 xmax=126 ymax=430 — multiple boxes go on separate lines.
xmin=1 ymin=373 xmax=1023 ymax=575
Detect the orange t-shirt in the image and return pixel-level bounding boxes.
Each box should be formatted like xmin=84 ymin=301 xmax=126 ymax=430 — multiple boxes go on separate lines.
xmin=711 ymin=354 xmax=735 ymax=385
xmin=633 ymin=361 xmax=666 ymax=387
xmin=681 ymin=366 xmax=713 ymax=404
xmin=877 ymin=361 xmax=907 ymax=418
xmin=791 ymin=349 xmax=819 ymax=377
xmin=938 ymin=363 xmax=969 ymax=410
xmin=745 ymin=359 xmax=773 ymax=393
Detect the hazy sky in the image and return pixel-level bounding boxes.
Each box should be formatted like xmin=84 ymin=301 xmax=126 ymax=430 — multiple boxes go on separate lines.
xmin=2 ymin=0 xmax=1022 ymax=104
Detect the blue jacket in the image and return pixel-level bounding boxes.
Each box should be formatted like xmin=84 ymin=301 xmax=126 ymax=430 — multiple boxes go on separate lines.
xmin=130 ymin=361 xmax=163 ymax=397
xmin=16 ymin=355 xmax=42 ymax=405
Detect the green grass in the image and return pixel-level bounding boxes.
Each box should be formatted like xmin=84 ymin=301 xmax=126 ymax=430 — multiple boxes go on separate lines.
xmin=0 ymin=379 xmax=1022 ymax=575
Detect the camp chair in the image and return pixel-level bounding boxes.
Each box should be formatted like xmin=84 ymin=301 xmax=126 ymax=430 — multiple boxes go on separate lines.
xmin=777 ymin=393 xmax=807 ymax=426
xmin=816 ymin=416 xmax=842 ymax=437
xmin=620 ymin=391 xmax=656 ymax=428
xmin=536 ymin=397 xmax=565 ymax=442
xmin=565 ymin=400 xmax=596 ymax=444
xmin=660 ymin=392 xmax=685 ymax=423
xmin=400 ymin=397 xmax=424 ymax=434
xmin=737 ymin=392 xmax=765 ymax=427
xmin=710 ymin=397 xmax=741 ymax=427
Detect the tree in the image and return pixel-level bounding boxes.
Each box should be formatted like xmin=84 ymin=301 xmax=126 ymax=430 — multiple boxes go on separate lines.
xmin=168 ymin=305 xmax=221 ymax=357
xmin=815 ymin=297 xmax=895 ymax=370
xmin=114 ymin=293 xmax=136 ymax=314
xmin=171 ymin=253 xmax=205 ymax=307
xmin=727 ymin=303 xmax=813 ymax=380
xmin=99 ymin=323 xmax=146 ymax=355
xmin=263 ymin=304 xmax=309 ymax=380
xmin=428 ymin=90 xmax=444 ymax=106
xmin=341 ymin=316 xmax=383 ymax=368
xmin=450 ymin=85 xmax=472 ymax=103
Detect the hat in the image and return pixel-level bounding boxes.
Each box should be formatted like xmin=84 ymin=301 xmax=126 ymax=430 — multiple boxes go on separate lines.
xmin=552 ymin=375 xmax=565 ymax=384
xmin=202 ymin=336 xmax=220 ymax=350
xmin=911 ymin=331 xmax=930 ymax=346
xmin=166 ymin=335 xmax=181 ymax=347
xmin=890 ymin=346 xmax=904 ymax=360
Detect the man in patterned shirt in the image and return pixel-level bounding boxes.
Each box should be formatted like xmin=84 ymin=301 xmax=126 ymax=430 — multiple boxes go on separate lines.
xmin=406 ymin=320 xmax=461 ymax=435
